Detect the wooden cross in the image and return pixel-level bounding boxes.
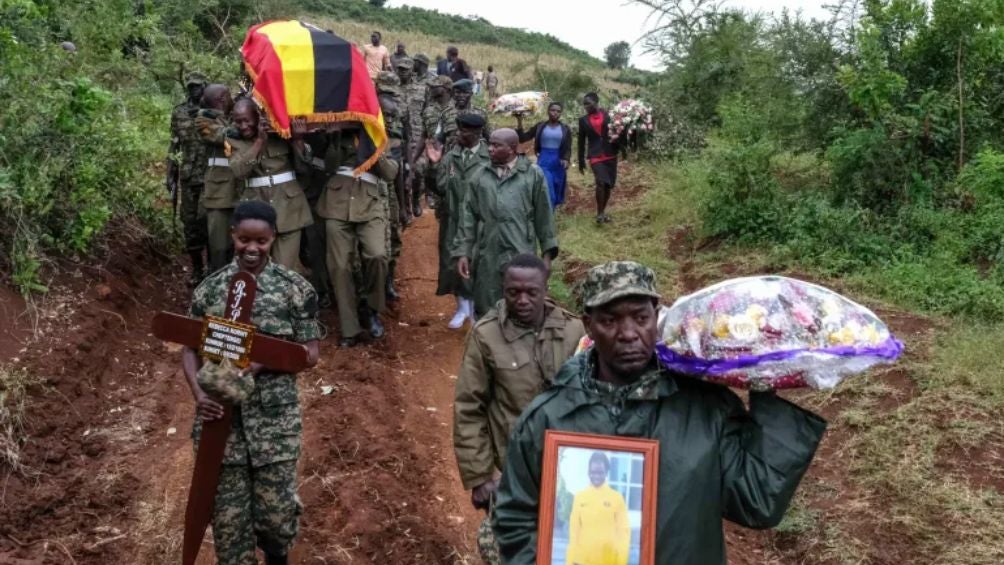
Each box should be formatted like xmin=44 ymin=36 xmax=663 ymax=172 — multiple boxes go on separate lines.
xmin=152 ymin=271 xmax=310 ymax=565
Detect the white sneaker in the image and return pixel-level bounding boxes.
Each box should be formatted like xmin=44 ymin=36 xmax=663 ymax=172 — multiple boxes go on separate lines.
xmin=463 ymin=298 xmax=475 ymax=318
xmin=448 ymin=307 xmax=469 ymax=329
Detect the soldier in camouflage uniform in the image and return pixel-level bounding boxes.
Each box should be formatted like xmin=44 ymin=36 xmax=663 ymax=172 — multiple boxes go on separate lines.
xmin=376 ymin=70 xmax=406 ymax=301
xmin=417 ymin=75 xmax=455 ymax=212
xmin=442 ymin=78 xmax=490 ymax=150
xmin=182 ymin=201 xmax=321 ymax=565
xmin=396 ymin=56 xmax=427 ymax=219
xmin=168 ymin=72 xmax=210 ymax=285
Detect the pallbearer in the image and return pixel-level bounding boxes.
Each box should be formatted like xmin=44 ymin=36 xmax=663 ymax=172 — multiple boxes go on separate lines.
xmin=228 ymin=99 xmax=314 ymax=270
xmin=181 ymin=201 xmax=320 ymax=565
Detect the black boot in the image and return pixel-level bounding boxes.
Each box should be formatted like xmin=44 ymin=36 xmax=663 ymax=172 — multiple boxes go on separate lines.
xmin=188 ymin=251 xmax=206 ymax=287
xmin=386 ymin=273 xmax=400 ymax=301
xmin=368 ymin=310 xmax=385 ymax=339
xmin=264 ymin=551 xmax=288 ymax=565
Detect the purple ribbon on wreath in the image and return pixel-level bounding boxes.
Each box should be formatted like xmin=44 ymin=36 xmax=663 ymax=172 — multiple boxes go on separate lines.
xmin=655 ymin=337 xmax=904 ymax=376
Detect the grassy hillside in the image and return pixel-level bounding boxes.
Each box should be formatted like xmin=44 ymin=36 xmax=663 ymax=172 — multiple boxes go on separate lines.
xmin=301 ymin=0 xmax=601 ymax=66
xmin=308 ymin=18 xmax=633 ymax=100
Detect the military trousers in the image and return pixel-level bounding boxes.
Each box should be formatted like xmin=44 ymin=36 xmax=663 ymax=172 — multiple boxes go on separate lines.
xmin=181 ymin=182 xmax=208 ymax=252
xmin=271 ymin=230 xmax=303 ymax=271
xmin=205 ymin=207 xmax=234 ymax=273
xmin=299 ymin=203 xmax=331 ymax=298
xmin=326 ymin=218 xmax=387 ymax=339
xmin=212 ymin=459 xmax=302 ymax=565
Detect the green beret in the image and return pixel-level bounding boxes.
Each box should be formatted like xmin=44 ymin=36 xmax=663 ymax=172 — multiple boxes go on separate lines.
xmin=452 ymin=79 xmax=474 ymax=92
xmin=457 ymin=113 xmax=486 ymax=129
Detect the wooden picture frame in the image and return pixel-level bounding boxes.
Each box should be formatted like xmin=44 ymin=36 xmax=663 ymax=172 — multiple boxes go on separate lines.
xmin=537 ymin=430 xmax=659 ymax=565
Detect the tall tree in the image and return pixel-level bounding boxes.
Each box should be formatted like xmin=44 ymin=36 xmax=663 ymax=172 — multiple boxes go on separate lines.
xmin=604 ymin=41 xmax=631 ymax=69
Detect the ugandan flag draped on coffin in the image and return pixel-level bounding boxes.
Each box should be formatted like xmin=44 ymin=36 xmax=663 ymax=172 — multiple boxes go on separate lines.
xmin=241 ymin=20 xmax=387 ymax=174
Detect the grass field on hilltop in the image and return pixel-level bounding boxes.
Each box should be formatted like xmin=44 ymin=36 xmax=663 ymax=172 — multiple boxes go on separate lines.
xmin=306 ymin=18 xmax=635 ymax=98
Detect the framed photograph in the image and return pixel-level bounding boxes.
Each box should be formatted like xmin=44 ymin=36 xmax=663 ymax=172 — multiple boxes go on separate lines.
xmin=537 ymin=430 xmax=659 ymax=565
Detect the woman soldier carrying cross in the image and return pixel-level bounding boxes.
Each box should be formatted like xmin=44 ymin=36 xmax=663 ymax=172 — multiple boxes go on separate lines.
xmin=181 ymin=201 xmax=321 ymax=565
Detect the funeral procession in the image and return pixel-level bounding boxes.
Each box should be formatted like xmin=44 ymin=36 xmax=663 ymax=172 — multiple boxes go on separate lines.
xmin=21 ymin=1 xmax=1004 ymax=564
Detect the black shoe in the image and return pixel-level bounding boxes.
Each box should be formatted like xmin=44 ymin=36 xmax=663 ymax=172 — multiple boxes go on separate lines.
xmin=338 ymin=336 xmax=357 ymax=348
xmin=369 ymin=313 xmax=385 ymax=339
xmin=318 ymin=292 xmax=332 ymax=309
xmin=412 ymin=202 xmax=423 ymax=217
xmin=386 ymin=277 xmax=400 ymax=301
xmin=264 ymin=552 xmax=288 ymax=565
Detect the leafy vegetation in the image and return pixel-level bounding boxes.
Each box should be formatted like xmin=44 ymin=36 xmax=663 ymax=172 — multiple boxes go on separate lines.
xmin=604 ymin=41 xmax=631 ymax=69
xmin=630 ymin=0 xmax=1004 ymax=321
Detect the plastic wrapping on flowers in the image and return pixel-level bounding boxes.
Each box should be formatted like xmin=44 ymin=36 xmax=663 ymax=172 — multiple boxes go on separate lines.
xmin=489 ymin=91 xmax=548 ymax=115
xmin=658 ymin=276 xmax=903 ymax=390
xmin=608 ymin=98 xmax=654 ymax=142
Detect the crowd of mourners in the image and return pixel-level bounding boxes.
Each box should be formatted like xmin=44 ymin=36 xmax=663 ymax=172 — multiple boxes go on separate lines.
xmin=170 ymin=28 xmax=827 ymax=565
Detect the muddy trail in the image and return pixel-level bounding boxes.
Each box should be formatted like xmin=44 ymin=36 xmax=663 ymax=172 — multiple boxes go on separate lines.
xmin=0 ymin=215 xmax=479 ymax=564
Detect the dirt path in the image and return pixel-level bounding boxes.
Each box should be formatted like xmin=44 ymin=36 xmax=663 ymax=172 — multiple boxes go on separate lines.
xmin=0 ymin=215 xmax=481 ymax=564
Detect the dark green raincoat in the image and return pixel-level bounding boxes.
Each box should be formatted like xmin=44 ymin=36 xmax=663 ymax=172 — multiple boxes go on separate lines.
xmin=450 ymin=156 xmax=558 ymax=317
xmin=493 ymin=351 xmax=827 ymax=564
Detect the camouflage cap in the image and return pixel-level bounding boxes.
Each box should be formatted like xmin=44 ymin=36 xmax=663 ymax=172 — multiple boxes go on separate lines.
xmin=185 ymin=72 xmax=209 ymax=87
xmin=196 ymin=358 xmax=254 ymax=404
xmin=394 ymin=56 xmax=414 ymax=70
xmin=431 ymin=75 xmax=454 ymax=88
xmin=413 ymin=53 xmax=430 ymax=65
xmin=580 ymin=261 xmax=661 ymax=309
xmin=376 ymin=70 xmax=401 ymax=89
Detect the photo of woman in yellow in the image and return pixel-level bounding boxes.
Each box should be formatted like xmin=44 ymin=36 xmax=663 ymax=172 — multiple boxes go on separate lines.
xmin=565 ymin=451 xmax=631 ymax=565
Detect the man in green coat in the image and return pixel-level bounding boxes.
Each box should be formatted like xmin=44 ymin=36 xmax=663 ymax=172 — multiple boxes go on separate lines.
xmin=493 ymin=261 xmax=827 ymax=564
xmin=453 ymin=129 xmax=558 ymax=318
xmin=453 ymin=254 xmax=585 ymax=565
xmin=429 ymin=113 xmax=489 ymax=328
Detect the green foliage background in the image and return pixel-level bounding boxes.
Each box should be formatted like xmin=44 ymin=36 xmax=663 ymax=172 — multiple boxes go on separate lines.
xmin=634 ymin=0 xmax=1004 ymax=321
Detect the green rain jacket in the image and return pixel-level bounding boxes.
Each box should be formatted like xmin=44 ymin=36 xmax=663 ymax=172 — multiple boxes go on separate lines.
xmin=450 ymin=156 xmax=558 ymax=317
xmin=493 ymin=351 xmax=827 ymax=564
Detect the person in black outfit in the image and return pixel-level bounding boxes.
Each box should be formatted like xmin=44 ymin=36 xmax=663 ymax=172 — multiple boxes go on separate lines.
xmin=446 ymin=46 xmax=473 ymax=82
xmin=577 ymin=92 xmax=621 ymax=223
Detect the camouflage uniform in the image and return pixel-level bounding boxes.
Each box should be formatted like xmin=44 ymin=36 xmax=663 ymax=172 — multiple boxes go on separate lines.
xmin=376 ymin=71 xmax=405 ymax=289
xmin=195 ymin=109 xmax=239 ymax=272
xmin=189 ymin=260 xmax=321 ymax=564
xmin=420 ymin=76 xmax=455 ymax=209
xmin=400 ymin=57 xmax=429 ymax=214
xmin=170 ymin=73 xmax=209 ymax=263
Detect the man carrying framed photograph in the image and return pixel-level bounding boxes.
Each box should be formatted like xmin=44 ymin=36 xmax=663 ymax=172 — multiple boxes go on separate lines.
xmin=453 ymin=254 xmax=586 ymax=564
xmin=493 ymin=261 xmax=828 ymax=564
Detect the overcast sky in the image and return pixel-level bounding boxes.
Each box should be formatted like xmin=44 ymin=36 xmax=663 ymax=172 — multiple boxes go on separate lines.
xmin=387 ymin=0 xmax=833 ymax=70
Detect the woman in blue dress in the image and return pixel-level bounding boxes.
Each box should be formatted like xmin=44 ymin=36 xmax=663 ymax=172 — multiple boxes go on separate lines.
xmin=516 ymin=102 xmax=572 ymax=208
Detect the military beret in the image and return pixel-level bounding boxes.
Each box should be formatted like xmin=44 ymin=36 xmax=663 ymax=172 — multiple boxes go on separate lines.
xmin=456 ymin=113 xmax=486 ymax=129
xmin=580 ymin=261 xmax=661 ymax=309
xmin=452 ymin=79 xmax=474 ymax=92
xmin=413 ymin=53 xmax=430 ymax=65
xmin=185 ymin=72 xmax=208 ymax=87
xmin=431 ymin=75 xmax=454 ymax=88
xmin=394 ymin=56 xmax=414 ymax=70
